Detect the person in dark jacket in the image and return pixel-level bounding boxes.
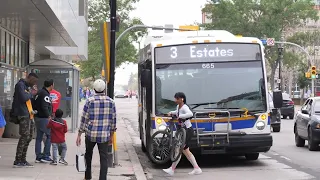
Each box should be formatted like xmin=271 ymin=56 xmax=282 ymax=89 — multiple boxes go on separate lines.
xmin=34 ymin=79 xmax=54 ymax=163
xmin=12 ymin=73 xmax=39 ymax=168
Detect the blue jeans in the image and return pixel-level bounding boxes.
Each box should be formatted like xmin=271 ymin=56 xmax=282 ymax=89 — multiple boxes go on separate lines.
xmin=34 ymin=117 xmax=51 ymax=159
xmin=52 ymin=142 xmax=67 ymax=161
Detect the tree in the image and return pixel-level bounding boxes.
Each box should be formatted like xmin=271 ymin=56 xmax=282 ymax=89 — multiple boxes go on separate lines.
xmin=287 ymin=31 xmax=320 ymax=67
xmin=297 ymin=62 xmax=311 ymax=104
xmin=202 ymin=0 xmax=318 ymax=90
xmin=79 ymin=0 xmax=147 ymax=80
xmin=128 ymin=72 xmax=138 ymax=91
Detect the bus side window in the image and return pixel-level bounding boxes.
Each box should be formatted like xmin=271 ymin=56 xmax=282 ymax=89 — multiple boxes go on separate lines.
xmin=141 ymin=60 xmax=152 ymax=87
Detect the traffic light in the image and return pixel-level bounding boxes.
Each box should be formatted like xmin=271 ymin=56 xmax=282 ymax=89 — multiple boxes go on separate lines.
xmin=311 ymin=66 xmax=317 ymax=79
xmin=305 ymin=72 xmax=311 ymax=78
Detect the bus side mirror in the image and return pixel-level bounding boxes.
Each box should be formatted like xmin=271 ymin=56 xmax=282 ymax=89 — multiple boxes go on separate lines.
xmin=273 ymin=90 xmax=283 ymax=108
xmin=141 ymin=69 xmax=151 ymax=87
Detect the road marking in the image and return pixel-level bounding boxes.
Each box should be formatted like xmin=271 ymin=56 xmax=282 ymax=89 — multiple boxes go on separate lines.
xmin=280 ymin=156 xmax=292 ymax=161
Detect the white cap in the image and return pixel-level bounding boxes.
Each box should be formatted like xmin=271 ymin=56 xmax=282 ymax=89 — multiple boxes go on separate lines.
xmin=93 ymin=79 xmax=106 ymax=92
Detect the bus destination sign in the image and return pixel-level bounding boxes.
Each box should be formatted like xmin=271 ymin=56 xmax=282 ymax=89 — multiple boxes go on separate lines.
xmin=155 ymin=43 xmax=261 ymax=64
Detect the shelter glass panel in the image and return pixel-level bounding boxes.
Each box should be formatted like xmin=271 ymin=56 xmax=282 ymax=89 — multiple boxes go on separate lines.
xmin=0 ymin=30 xmax=5 ymax=63
xmin=5 ymin=33 xmax=10 ymax=64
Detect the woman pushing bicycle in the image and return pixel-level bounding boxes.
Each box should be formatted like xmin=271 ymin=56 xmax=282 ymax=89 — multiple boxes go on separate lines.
xmin=163 ymin=92 xmax=202 ymax=176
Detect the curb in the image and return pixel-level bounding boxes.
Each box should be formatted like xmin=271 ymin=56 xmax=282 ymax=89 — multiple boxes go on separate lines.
xmin=120 ymin=117 xmax=147 ymax=180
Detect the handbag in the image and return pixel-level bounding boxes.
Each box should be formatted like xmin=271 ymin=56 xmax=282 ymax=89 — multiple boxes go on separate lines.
xmin=76 ymin=147 xmax=86 ymax=172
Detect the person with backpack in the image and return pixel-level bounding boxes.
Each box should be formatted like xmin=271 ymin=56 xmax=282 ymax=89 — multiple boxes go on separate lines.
xmin=33 ymin=79 xmax=54 ymax=163
xmin=162 ymin=92 xmax=202 ymax=176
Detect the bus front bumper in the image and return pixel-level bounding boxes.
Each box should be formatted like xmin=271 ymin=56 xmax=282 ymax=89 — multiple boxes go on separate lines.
xmin=189 ymin=133 xmax=273 ymax=155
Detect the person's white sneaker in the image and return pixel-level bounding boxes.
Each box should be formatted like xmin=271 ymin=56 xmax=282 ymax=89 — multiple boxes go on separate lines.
xmin=163 ymin=167 xmax=174 ymax=176
xmin=188 ymin=168 xmax=202 ymax=175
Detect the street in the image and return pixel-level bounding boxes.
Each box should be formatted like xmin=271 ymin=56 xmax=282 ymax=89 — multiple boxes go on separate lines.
xmin=115 ymin=98 xmax=319 ymax=180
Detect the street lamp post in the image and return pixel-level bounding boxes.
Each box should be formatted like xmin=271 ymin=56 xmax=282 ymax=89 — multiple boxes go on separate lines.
xmin=277 ymin=34 xmax=285 ymax=92
xmin=275 ymin=41 xmax=314 ymax=96
xmin=115 ymin=25 xmax=196 ymax=47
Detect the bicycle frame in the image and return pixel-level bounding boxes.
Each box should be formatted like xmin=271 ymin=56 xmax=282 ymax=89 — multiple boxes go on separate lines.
xmin=162 ymin=115 xmax=184 ymax=147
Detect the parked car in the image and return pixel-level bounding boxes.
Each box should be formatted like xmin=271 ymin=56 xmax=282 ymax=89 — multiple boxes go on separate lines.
xmin=268 ymin=92 xmax=282 ymax=132
xmin=280 ymin=93 xmax=295 ymax=119
xmin=294 ymin=97 xmax=320 ymax=151
xmin=115 ymin=90 xmax=128 ymax=98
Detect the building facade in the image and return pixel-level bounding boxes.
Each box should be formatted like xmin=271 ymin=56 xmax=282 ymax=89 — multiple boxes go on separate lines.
xmin=0 ymin=0 xmax=88 ymax=136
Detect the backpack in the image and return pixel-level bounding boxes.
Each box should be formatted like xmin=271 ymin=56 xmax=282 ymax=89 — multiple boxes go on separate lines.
xmin=9 ymin=101 xmax=19 ymax=124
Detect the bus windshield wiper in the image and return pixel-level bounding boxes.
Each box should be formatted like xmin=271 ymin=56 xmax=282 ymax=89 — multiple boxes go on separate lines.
xmin=189 ymin=102 xmax=219 ymax=109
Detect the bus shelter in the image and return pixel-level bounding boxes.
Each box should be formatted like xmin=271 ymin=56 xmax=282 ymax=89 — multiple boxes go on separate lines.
xmin=27 ymin=59 xmax=80 ymax=133
xmin=4 ymin=59 xmax=80 ymax=138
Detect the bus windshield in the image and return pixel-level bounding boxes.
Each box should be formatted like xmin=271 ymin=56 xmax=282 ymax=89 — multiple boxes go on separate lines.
xmin=155 ymin=61 xmax=267 ymax=115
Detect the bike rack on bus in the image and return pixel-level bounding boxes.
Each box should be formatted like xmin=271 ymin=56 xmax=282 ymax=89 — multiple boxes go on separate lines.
xmin=194 ymin=110 xmax=231 ymax=146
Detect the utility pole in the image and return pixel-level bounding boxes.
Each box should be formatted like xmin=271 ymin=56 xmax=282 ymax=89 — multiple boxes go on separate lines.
xmin=278 ymin=34 xmax=285 ymax=92
xmin=108 ymin=0 xmax=116 ymax=98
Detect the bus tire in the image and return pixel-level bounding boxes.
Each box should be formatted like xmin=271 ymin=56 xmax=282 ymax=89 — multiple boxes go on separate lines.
xmin=170 ymin=128 xmax=186 ymax=162
xmin=148 ymin=130 xmax=171 ymax=165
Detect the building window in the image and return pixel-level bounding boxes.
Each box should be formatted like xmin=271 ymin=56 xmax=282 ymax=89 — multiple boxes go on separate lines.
xmin=11 ymin=35 xmax=14 ymax=66
xmin=6 ymin=32 xmax=10 ymax=64
xmin=0 ymin=30 xmax=4 ymax=62
xmin=14 ymin=37 xmax=18 ymax=67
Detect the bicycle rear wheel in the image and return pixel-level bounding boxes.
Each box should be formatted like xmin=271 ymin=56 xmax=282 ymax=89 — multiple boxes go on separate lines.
xmin=148 ymin=130 xmax=171 ymax=165
xmin=170 ymin=128 xmax=186 ymax=162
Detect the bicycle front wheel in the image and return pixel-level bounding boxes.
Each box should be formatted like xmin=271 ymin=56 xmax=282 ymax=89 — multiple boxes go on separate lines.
xmin=148 ymin=130 xmax=171 ymax=165
xmin=170 ymin=128 xmax=186 ymax=162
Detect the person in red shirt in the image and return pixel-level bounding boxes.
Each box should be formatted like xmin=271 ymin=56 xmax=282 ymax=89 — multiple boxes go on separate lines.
xmin=50 ymin=88 xmax=61 ymax=116
xmin=47 ymin=109 xmax=68 ymax=165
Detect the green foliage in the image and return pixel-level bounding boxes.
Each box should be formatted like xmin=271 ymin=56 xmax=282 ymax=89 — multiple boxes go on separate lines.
xmin=127 ymin=72 xmax=138 ymax=90
xmin=202 ymin=0 xmax=318 ymax=39
xmin=287 ymin=31 xmax=320 ymax=47
xmin=80 ymin=0 xmax=147 ymax=79
xmin=283 ymin=51 xmax=303 ymax=68
xmin=201 ymin=0 xmax=318 ymax=90
xmin=297 ymin=62 xmax=311 ymax=89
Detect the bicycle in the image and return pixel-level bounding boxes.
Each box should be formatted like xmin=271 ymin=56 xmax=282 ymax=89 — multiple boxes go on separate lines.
xmin=148 ymin=115 xmax=187 ymax=165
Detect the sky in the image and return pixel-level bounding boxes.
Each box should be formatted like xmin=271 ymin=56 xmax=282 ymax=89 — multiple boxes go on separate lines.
xmin=114 ymin=0 xmax=208 ymax=85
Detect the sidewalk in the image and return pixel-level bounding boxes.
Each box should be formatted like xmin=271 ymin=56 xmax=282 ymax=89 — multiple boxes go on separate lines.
xmin=0 ymin=101 xmax=147 ymax=180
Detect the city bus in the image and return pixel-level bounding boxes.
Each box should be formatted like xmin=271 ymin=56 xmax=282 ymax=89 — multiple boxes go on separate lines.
xmin=137 ymin=30 xmax=282 ymax=165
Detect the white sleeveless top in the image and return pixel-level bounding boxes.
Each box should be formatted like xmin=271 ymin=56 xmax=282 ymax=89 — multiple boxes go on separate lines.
xmin=170 ymin=104 xmax=193 ymax=128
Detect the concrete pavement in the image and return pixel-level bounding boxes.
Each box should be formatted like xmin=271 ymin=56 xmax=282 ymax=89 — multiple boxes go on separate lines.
xmin=116 ymin=98 xmax=318 ymax=180
xmin=0 ymin=100 xmax=147 ymax=180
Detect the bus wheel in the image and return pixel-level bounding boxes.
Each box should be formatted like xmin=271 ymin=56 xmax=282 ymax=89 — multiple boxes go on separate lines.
xmin=148 ymin=131 xmax=171 ymax=165
xmin=245 ymin=153 xmax=259 ymax=160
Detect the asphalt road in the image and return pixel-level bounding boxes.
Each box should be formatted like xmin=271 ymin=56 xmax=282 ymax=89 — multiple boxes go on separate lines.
xmin=115 ymin=98 xmax=319 ymax=180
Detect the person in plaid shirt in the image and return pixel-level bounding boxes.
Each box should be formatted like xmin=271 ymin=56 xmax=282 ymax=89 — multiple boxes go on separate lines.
xmin=76 ymin=79 xmax=117 ymax=180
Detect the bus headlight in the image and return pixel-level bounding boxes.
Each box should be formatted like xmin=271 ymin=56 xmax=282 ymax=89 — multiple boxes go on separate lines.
xmin=256 ymin=121 xmax=265 ymax=130
xmin=158 ymin=124 xmax=167 ymax=131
